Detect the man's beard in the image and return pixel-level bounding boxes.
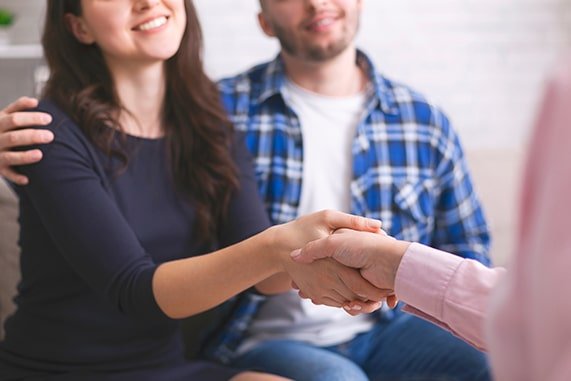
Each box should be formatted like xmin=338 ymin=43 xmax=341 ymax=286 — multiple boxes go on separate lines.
xmin=273 ymin=17 xmax=359 ymax=62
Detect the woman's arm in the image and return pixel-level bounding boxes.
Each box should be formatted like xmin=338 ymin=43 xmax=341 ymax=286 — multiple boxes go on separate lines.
xmin=20 ymin=109 xmax=383 ymax=321
xmin=154 ymin=211 xmax=385 ymax=318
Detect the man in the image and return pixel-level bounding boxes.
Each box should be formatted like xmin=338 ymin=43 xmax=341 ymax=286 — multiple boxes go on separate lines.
xmin=0 ymin=0 xmax=491 ymax=380
xmin=206 ymin=1 xmax=491 ymax=380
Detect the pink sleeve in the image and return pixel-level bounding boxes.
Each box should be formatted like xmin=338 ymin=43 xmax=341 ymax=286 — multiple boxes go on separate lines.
xmin=486 ymin=56 xmax=571 ymax=381
xmin=395 ymin=243 xmax=505 ymax=351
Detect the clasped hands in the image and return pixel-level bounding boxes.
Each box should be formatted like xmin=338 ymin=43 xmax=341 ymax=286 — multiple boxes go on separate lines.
xmin=279 ymin=211 xmax=411 ymax=315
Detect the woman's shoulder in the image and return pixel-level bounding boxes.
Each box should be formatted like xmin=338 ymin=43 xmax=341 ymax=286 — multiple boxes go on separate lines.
xmin=34 ymin=99 xmax=90 ymax=145
xmin=27 ymin=99 xmax=100 ymax=164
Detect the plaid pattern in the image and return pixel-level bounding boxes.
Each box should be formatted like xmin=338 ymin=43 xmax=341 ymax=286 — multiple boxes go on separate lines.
xmin=205 ymin=51 xmax=491 ymax=364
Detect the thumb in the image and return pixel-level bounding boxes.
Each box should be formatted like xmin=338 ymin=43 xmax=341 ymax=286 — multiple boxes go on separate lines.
xmin=290 ymin=238 xmax=330 ymax=264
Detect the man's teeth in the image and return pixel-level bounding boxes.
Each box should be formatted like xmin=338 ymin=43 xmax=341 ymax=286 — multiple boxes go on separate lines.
xmin=314 ymin=18 xmax=334 ymax=27
xmin=138 ymin=17 xmax=167 ymax=31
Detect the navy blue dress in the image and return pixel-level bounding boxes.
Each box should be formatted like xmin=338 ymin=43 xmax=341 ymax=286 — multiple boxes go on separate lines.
xmin=0 ymin=100 xmax=271 ymax=380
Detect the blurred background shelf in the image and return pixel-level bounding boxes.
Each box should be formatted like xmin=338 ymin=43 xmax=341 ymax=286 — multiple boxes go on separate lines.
xmin=0 ymin=44 xmax=42 ymax=59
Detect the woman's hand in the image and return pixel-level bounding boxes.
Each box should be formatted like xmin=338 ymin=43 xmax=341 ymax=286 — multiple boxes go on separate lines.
xmin=288 ymin=228 xmax=411 ymax=315
xmin=270 ymin=209 xmax=382 ymax=257
xmin=283 ymin=257 xmax=391 ymax=307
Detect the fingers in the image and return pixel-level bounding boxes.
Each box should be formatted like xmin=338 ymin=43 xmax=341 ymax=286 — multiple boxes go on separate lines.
xmin=386 ymin=295 xmax=399 ymax=309
xmin=0 ymin=129 xmax=54 ymax=151
xmin=298 ymin=289 xmax=385 ymax=313
xmin=0 ymin=167 xmax=30 ymax=185
xmin=343 ymin=300 xmax=383 ymax=316
xmin=326 ymin=284 xmax=357 ymax=305
xmin=290 ymin=236 xmax=331 ymax=264
xmin=0 ymin=112 xmax=53 ymax=134
xmin=0 ymin=150 xmax=43 ymax=184
xmin=1 ymin=97 xmax=39 ymax=115
xmin=0 ymin=100 xmax=53 ymax=184
xmin=296 ymin=291 xmax=344 ymax=308
xmin=337 ymin=266 xmax=390 ymax=302
xmin=318 ymin=296 xmax=344 ymax=308
xmin=320 ymin=210 xmax=381 ymax=234
xmin=298 ymin=285 xmax=352 ymax=306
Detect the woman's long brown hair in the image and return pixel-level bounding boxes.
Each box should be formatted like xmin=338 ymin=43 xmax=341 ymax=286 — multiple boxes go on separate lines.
xmin=42 ymin=0 xmax=238 ymax=245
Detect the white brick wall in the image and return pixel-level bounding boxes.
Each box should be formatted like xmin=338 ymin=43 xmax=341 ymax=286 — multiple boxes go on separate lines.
xmin=195 ymin=0 xmax=571 ymax=150
xmin=1 ymin=0 xmax=570 ymax=149
xmin=1 ymin=0 xmax=569 ymax=264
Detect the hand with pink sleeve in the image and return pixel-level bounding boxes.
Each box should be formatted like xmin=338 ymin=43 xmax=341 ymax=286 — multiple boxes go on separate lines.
xmin=291 ymin=229 xmax=410 ymax=312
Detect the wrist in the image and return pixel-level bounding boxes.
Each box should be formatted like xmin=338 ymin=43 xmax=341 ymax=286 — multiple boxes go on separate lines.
xmin=264 ymin=225 xmax=291 ymax=274
xmin=388 ymin=240 xmax=410 ymax=287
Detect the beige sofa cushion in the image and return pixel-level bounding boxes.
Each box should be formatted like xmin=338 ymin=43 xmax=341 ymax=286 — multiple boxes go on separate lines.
xmin=0 ymin=178 xmax=20 ymax=340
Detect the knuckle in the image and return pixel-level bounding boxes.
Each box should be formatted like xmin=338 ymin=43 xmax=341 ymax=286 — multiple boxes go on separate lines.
xmin=6 ymin=132 xmax=18 ymax=146
xmin=8 ymin=114 xmax=21 ymax=127
xmin=321 ymin=209 xmax=333 ymax=220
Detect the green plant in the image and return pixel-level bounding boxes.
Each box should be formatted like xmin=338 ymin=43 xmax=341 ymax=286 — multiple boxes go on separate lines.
xmin=0 ymin=8 xmax=15 ymax=27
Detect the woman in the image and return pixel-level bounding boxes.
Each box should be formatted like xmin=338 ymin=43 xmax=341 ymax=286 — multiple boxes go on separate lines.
xmin=0 ymin=1 xmax=384 ymax=380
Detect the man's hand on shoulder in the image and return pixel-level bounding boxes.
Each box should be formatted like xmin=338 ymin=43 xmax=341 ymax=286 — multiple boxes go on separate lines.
xmin=0 ymin=97 xmax=54 ymax=185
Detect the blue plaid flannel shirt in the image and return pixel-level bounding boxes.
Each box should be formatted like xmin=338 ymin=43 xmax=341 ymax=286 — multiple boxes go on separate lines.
xmin=204 ymin=50 xmax=491 ymax=364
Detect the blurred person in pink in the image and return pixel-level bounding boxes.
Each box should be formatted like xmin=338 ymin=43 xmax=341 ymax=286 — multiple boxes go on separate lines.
xmin=292 ymin=55 xmax=571 ymax=381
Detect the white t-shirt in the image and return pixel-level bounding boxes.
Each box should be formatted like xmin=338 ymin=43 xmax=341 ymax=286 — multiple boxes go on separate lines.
xmin=239 ymin=79 xmax=375 ymax=353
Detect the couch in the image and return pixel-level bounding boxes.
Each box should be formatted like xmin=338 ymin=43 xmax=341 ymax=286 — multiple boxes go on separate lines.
xmin=0 ymin=178 xmax=19 ymax=340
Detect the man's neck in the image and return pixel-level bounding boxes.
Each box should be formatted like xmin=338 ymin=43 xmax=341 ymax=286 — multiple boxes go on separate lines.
xmin=281 ymin=47 xmax=366 ymax=97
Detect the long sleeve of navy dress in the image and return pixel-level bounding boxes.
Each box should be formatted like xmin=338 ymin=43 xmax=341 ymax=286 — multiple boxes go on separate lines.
xmin=0 ymin=100 xmax=271 ymax=381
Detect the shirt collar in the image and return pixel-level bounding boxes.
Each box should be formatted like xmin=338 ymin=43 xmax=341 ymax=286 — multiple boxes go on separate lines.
xmin=254 ymin=49 xmax=398 ymax=115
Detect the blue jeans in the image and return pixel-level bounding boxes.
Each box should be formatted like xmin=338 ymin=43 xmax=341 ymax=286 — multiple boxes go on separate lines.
xmin=230 ymin=309 xmax=491 ymax=381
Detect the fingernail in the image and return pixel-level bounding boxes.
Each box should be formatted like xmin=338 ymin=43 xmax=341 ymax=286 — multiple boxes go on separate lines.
xmin=343 ymin=305 xmax=351 ymax=311
xmin=290 ymin=249 xmax=301 ymax=259
xmin=41 ymin=115 xmax=52 ymax=124
xmin=30 ymin=150 xmax=42 ymax=160
xmin=367 ymin=218 xmax=382 ymax=228
xmin=351 ymin=305 xmax=362 ymax=311
xmin=41 ymin=131 xmax=54 ymax=142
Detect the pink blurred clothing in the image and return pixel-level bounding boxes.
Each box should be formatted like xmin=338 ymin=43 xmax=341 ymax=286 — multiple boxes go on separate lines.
xmin=394 ymin=55 xmax=571 ymax=381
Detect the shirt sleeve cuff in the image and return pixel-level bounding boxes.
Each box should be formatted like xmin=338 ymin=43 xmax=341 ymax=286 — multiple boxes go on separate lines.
xmin=394 ymin=242 xmax=464 ymax=322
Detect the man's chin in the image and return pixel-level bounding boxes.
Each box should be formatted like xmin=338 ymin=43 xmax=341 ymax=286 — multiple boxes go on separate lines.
xmin=304 ymin=43 xmax=351 ymax=62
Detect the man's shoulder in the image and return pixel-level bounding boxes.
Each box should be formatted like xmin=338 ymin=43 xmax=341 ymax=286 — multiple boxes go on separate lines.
xmin=377 ymin=73 xmax=440 ymax=109
xmin=376 ymin=73 xmax=451 ymax=126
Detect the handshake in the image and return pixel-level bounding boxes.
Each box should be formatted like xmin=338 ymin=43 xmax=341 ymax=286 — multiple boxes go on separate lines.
xmin=285 ymin=223 xmax=412 ymax=315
